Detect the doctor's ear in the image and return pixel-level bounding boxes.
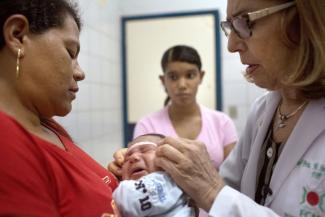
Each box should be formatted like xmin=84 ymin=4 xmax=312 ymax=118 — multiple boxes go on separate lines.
xmin=3 ymin=14 xmax=30 ymax=55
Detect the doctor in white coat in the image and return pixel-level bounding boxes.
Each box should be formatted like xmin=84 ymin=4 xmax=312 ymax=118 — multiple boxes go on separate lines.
xmin=152 ymin=0 xmax=325 ymax=216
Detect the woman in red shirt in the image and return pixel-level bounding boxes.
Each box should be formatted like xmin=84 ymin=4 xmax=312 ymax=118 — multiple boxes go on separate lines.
xmin=0 ymin=1 xmax=119 ymax=216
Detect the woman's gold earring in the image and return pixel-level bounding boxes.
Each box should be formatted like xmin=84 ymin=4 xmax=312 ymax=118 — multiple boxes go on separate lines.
xmin=16 ymin=48 xmax=21 ymax=79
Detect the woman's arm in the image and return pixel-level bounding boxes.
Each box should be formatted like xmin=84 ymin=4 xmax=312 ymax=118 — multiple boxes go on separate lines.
xmin=223 ymin=142 xmax=236 ymax=160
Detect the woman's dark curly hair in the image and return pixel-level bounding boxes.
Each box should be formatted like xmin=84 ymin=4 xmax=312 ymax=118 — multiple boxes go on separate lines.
xmin=0 ymin=0 xmax=81 ymax=49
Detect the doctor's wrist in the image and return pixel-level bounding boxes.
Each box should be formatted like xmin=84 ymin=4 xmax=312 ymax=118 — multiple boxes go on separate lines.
xmin=202 ymin=179 xmax=225 ymax=212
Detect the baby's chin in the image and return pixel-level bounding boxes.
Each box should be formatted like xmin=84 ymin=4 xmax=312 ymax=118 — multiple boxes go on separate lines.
xmin=128 ymin=170 xmax=149 ymax=180
xmin=122 ymin=168 xmax=162 ymax=180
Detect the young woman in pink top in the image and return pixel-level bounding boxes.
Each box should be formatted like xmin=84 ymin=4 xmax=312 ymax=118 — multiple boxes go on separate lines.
xmin=130 ymin=45 xmax=238 ymax=217
xmin=134 ymin=45 xmax=237 ymax=167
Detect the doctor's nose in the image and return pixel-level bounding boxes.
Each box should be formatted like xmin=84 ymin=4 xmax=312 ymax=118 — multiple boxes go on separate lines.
xmin=227 ymin=31 xmax=246 ymax=54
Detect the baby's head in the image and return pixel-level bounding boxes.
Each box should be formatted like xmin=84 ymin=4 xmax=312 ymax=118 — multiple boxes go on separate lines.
xmin=121 ymin=133 xmax=165 ymax=180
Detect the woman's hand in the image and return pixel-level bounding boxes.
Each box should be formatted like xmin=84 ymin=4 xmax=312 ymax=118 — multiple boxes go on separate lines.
xmin=155 ymin=137 xmax=225 ymax=212
xmin=107 ymin=148 xmax=128 ymax=179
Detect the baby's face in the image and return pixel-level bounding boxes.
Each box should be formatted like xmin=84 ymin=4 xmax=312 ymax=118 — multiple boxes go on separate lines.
xmin=121 ymin=136 xmax=161 ymax=180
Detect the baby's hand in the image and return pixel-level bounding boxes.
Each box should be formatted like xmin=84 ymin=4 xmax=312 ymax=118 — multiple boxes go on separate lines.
xmin=107 ymin=148 xmax=128 ymax=179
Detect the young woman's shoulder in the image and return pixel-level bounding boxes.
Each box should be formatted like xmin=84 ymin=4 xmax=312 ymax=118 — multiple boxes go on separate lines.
xmin=199 ymin=104 xmax=233 ymax=123
xmin=137 ymin=106 xmax=169 ymax=123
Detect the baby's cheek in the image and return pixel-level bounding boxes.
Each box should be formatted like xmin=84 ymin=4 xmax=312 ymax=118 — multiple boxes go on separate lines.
xmin=150 ymin=158 xmax=161 ymax=172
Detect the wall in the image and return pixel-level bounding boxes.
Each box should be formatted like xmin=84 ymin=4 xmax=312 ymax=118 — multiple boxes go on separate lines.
xmin=56 ymin=0 xmax=123 ymax=166
xmin=121 ymin=0 xmax=266 ymax=134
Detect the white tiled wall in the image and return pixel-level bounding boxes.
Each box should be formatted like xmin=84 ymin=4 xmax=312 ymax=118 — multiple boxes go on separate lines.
xmin=57 ymin=0 xmax=265 ymax=166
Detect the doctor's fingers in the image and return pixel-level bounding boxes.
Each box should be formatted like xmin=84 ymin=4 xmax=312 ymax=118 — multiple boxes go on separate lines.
xmin=155 ymin=143 xmax=187 ymax=164
xmin=154 ymin=144 xmax=193 ymax=183
xmin=158 ymin=136 xmax=204 ymax=155
xmin=155 ymin=142 xmax=209 ymax=182
xmin=154 ymin=143 xmax=222 ymax=210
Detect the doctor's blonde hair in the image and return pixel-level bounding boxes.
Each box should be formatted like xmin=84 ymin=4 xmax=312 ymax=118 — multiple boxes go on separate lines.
xmin=276 ymin=0 xmax=325 ymax=99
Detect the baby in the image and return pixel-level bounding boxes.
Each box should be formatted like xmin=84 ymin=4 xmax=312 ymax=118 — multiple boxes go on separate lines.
xmin=112 ymin=133 xmax=196 ymax=217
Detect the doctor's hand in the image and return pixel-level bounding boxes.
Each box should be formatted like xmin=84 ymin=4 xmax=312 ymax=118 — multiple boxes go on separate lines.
xmin=107 ymin=148 xmax=128 ymax=179
xmin=155 ymin=137 xmax=225 ymax=212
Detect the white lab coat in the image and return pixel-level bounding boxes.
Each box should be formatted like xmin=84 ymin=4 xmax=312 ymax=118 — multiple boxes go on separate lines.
xmin=209 ymin=92 xmax=325 ymax=217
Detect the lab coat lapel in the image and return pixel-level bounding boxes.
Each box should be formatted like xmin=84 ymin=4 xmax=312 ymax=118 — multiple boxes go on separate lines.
xmin=241 ymin=92 xmax=281 ymax=198
xmin=266 ymin=98 xmax=325 ymax=205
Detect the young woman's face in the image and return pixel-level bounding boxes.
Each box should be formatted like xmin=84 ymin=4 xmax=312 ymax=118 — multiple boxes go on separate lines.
xmin=19 ymin=14 xmax=85 ymax=117
xmin=160 ymin=61 xmax=203 ymax=107
xmin=226 ymin=0 xmax=295 ymax=90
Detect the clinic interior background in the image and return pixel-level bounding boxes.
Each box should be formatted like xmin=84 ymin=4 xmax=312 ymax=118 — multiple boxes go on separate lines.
xmin=56 ymin=0 xmax=265 ymax=166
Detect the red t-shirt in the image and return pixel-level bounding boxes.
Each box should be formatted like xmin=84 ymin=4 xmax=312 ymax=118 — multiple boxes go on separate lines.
xmin=0 ymin=111 xmax=119 ymax=217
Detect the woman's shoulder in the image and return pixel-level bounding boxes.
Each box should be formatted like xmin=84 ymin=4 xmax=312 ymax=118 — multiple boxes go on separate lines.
xmin=0 ymin=110 xmax=20 ymax=127
xmin=137 ymin=107 xmax=169 ymax=123
xmin=0 ymin=110 xmax=33 ymax=141
xmin=0 ymin=111 xmax=50 ymax=182
xmin=199 ymin=104 xmax=233 ymax=122
xmin=133 ymin=107 xmax=173 ymax=138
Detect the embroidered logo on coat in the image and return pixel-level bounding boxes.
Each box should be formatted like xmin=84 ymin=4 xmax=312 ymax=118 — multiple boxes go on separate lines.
xmin=297 ymin=160 xmax=325 ymax=180
xmin=300 ymin=187 xmax=325 ymax=216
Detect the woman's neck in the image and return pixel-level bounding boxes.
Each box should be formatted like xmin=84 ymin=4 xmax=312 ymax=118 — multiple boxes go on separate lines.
xmin=168 ymin=102 xmax=202 ymax=139
xmin=279 ymin=88 xmax=307 ymax=113
xmin=0 ymin=81 xmax=42 ymax=130
xmin=168 ymin=102 xmax=200 ymax=120
xmin=0 ymin=85 xmax=66 ymax=149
